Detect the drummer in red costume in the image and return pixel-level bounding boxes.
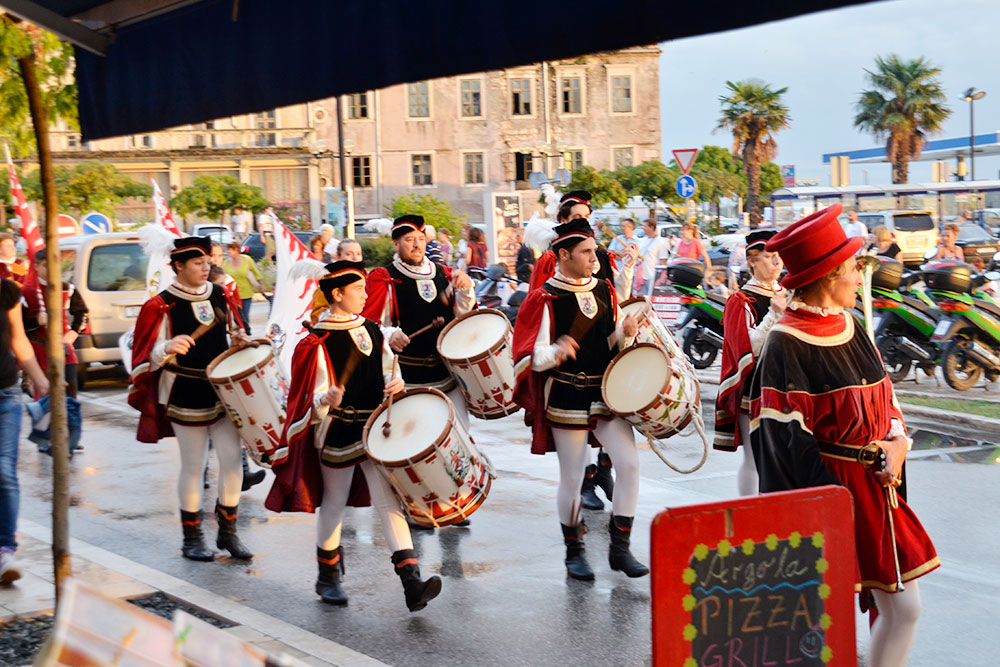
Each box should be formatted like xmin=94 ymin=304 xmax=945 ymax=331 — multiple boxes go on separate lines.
xmin=749 ymin=204 xmax=938 ymax=667
xmin=512 ymin=217 xmax=648 ymax=581
xmin=266 ymin=260 xmax=442 ymax=612
xmin=713 ymin=229 xmax=786 ymax=495
xmin=128 ymin=236 xmax=254 ymax=562
xmin=362 ymin=215 xmax=475 ymax=429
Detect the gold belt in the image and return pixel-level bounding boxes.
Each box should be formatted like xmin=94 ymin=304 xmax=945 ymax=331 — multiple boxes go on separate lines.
xmin=551 ymin=370 xmax=603 ymax=390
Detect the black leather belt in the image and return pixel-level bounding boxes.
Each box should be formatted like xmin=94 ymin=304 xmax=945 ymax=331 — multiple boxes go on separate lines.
xmin=167 ymin=364 xmax=207 ymax=380
xmin=329 ymin=406 xmax=376 ymax=425
xmin=552 ymin=370 xmax=603 ymax=390
xmin=398 ymin=354 xmax=441 ymax=367
xmin=818 ymin=441 xmax=882 ymax=468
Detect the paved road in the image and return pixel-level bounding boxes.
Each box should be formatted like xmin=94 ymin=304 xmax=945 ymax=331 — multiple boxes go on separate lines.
xmin=15 ymin=304 xmax=1000 ymax=666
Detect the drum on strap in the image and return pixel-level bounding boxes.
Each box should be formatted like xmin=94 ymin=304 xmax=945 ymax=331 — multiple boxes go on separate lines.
xmin=364 ymin=388 xmax=495 ymax=527
xmin=437 ymin=308 xmax=519 ymax=419
xmin=620 ymin=297 xmax=682 ymax=357
xmin=602 ymin=343 xmax=709 ymax=474
xmin=207 ymin=340 xmax=289 ymax=468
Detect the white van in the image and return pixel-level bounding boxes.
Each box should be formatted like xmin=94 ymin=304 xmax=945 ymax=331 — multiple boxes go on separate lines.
xmin=856 ymin=211 xmax=939 ymax=266
xmin=59 ymin=233 xmax=147 ymax=386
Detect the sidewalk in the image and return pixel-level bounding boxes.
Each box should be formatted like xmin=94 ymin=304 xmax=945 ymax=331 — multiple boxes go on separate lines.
xmin=1 ymin=519 xmax=387 ymax=667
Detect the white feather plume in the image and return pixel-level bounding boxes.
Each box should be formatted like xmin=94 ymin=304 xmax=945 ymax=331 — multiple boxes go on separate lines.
xmin=289 ymin=258 xmax=329 ymax=282
xmin=364 ymin=218 xmax=393 ymax=236
xmin=138 ymin=224 xmax=179 ymax=256
xmin=523 ymin=213 xmax=558 ymax=253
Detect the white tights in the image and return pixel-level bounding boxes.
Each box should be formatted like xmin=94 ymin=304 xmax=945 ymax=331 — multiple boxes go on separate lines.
xmin=736 ymin=414 xmax=759 ymax=496
xmin=316 ymin=460 xmax=412 ymax=553
xmin=174 ymin=420 xmax=243 ymax=512
xmin=552 ymin=417 xmax=639 ymax=525
xmin=869 ymin=581 xmax=922 ymax=667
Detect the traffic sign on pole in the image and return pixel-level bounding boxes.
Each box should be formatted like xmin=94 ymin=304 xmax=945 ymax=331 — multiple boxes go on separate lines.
xmin=81 ymin=211 xmax=111 ymax=235
xmin=57 ymin=214 xmax=79 ymax=238
xmin=672 ymin=149 xmax=699 ymax=175
xmin=675 ymin=174 xmax=698 ymax=199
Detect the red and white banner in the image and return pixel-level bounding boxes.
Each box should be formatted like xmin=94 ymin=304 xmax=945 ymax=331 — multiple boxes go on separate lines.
xmin=4 ymin=142 xmax=44 ymax=259
xmin=265 ymin=220 xmax=317 ymax=375
xmin=151 ymin=179 xmax=181 ymax=237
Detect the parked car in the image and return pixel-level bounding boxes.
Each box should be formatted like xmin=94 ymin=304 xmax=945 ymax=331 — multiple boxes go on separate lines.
xmin=856 ymin=211 xmax=938 ymax=266
xmin=240 ymin=231 xmax=315 ymax=260
xmin=954 ymin=223 xmax=1000 ymax=264
xmin=59 ymin=233 xmax=147 ymax=387
xmin=973 ymin=209 xmax=1000 ymax=235
xmin=191 ymin=224 xmax=236 ymax=246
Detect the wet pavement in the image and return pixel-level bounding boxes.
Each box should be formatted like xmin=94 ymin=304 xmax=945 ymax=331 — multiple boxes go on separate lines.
xmin=10 ymin=303 xmax=1000 ymax=666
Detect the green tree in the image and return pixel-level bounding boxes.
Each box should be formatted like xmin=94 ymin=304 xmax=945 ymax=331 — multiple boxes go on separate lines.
xmin=563 ymin=165 xmax=629 ymax=208
xmin=385 ymin=192 xmax=466 ymax=239
xmin=0 ymin=17 xmax=78 ymax=157
xmin=171 ymin=175 xmax=270 ymax=224
xmin=757 ymin=162 xmax=785 ymax=207
xmin=670 ymin=146 xmax=743 ymax=221
xmin=716 ymin=79 xmax=791 ymax=228
xmin=854 ymin=54 xmax=951 ymax=184
xmin=22 ymin=161 xmax=152 ymax=218
xmin=614 ymin=160 xmax=679 ymax=211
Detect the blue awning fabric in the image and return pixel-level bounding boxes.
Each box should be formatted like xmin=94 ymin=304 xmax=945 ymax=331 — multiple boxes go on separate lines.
xmin=65 ymin=0 xmax=877 ymax=141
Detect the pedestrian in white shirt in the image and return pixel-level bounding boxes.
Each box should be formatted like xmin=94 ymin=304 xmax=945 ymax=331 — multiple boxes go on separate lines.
xmin=232 ymin=207 xmax=250 ymax=241
xmin=843 ymin=210 xmax=868 ymax=255
xmin=320 ymin=224 xmax=339 ymax=258
xmin=257 ymin=206 xmax=276 ymax=234
xmin=635 ymin=219 xmax=669 ymax=296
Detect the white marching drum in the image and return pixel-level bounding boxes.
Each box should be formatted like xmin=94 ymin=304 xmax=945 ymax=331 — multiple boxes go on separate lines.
xmin=437 ymin=309 xmax=519 ymax=419
xmin=207 ymin=340 xmax=289 ymax=468
xmin=364 ymin=388 xmax=495 ymax=527
xmin=620 ymin=297 xmax=682 ymax=357
xmin=602 ymin=343 xmax=709 ymax=474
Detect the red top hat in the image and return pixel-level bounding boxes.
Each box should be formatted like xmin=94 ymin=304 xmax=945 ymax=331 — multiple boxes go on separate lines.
xmin=765 ymin=204 xmax=862 ymax=289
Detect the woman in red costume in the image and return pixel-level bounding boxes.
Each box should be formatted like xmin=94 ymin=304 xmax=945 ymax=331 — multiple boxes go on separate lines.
xmin=749 ymin=204 xmax=938 ymax=667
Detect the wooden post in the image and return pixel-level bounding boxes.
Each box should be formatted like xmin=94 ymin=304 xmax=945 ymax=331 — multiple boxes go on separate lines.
xmin=18 ymin=47 xmax=72 ymax=600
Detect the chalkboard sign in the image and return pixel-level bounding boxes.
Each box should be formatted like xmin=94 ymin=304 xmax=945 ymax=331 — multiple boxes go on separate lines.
xmin=651 ymin=486 xmax=857 ymax=666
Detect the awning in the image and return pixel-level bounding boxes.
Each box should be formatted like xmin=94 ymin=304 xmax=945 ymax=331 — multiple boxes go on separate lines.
xmin=4 ymin=0 xmax=879 ymax=142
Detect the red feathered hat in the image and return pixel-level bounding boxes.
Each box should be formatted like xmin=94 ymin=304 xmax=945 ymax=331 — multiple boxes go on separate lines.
xmin=765 ymin=204 xmax=862 ymax=289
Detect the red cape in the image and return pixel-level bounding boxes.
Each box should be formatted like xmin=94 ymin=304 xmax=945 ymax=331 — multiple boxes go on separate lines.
xmin=714 ymin=291 xmax=755 ymax=451
xmin=127 ymin=295 xmax=175 ymax=443
xmin=264 ymin=331 xmax=371 ymax=513
xmin=222 ymin=281 xmax=244 ymax=330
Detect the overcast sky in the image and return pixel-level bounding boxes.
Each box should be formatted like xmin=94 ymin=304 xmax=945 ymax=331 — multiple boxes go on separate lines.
xmin=659 ymin=0 xmax=999 ymax=186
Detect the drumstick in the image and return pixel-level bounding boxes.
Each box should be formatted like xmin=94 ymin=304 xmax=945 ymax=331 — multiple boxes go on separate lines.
xmin=406 ymin=316 xmax=446 ymax=340
xmin=382 ymin=356 xmax=400 ymax=437
xmin=161 ymin=313 xmax=221 ymax=366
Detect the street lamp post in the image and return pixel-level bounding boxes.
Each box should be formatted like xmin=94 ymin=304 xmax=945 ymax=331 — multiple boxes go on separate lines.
xmin=963 ymin=87 xmax=986 ymax=182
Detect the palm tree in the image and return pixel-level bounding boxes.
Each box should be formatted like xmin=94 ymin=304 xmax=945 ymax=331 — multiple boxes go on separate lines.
xmin=716 ymin=80 xmax=791 ymax=228
xmin=854 ymin=55 xmax=951 ymax=184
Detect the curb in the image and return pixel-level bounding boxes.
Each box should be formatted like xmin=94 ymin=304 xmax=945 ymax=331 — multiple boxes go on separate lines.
xmin=17 ymin=519 xmax=388 ymax=667
xmin=895 ymin=402 xmax=1000 ymax=434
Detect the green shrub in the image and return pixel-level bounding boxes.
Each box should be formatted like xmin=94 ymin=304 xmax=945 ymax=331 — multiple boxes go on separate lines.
xmin=360 ymin=236 xmax=395 ymax=268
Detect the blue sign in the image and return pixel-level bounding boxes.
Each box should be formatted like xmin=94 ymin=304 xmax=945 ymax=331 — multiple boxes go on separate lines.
xmin=675 ymin=174 xmax=698 ymax=199
xmin=81 ymin=211 xmax=111 ymax=235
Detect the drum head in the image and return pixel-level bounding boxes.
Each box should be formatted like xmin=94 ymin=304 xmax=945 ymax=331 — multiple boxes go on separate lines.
xmin=208 ymin=344 xmax=271 ymax=380
xmin=604 ymin=345 xmax=671 ymax=413
xmin=438 ymin=310 xmax=509 ymax=360
xmin=620 ymin=298 xmax=649 ymax=317
xmin=366 ymin=391 xmax=452 ymax=462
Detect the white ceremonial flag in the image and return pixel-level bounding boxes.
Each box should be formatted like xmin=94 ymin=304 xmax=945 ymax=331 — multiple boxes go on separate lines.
xmin=265 ymin=220 xmax=318 ymax=375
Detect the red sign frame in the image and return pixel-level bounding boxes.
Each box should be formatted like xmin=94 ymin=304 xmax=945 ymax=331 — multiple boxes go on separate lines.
xmin=651 ymin=486 xmax=857 ymax=666
xmin=673 ymin=149 xmax=700 ymax=175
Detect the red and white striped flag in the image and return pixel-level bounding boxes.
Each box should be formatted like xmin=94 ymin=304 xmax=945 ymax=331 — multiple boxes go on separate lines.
xmin=151 ymin=179 xmax=181 ymax=237
xmin=265 ymin=219 xmax=318 ymax=374
xmin=4 ymin=142 xmax=45 ymax=259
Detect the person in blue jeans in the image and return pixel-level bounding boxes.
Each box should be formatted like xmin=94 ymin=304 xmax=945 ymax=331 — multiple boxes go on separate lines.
xmin=0 ymin=277 xmax=49 ymax=584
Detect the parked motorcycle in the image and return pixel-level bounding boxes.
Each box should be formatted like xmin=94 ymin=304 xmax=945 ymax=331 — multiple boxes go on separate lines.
xmin=868 ymin=257 xmax=941 ymax=382
xmin=666 ymin=258 xmax=725 ymax=369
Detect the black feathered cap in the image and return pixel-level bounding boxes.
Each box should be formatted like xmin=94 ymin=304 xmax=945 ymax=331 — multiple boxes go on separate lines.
xmin=319 ymin=261 xmax=367 ymax=292
xmin=391 ymin=215 xmax=425 ymax=240
xmin=745 ymin=229 xmax=779 ymax=252
xmin=552 ymin=218 xmax=595 ymax=252
xmin=170 ymin=236 xmax=212 ymax=262
xmin=559 ymin=190 xmax=592 ymax=208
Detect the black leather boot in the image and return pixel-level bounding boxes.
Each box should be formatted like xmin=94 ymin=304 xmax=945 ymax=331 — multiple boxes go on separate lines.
xmin=561 ymin=523 xmax=594 ymax=581
xmin=595 ymin=452 xmax=615 ymax=501
xmin=608 ymin=515 xmax=649 ymax=578
xmin=215 ymin=502 xmax=253 ymax=559
xmin=391 ymin=549 xmax=442 ymax=612
xmin=180 ymin=510 xmax=213 ymax=561
xmin=580 ymin=464 xmax=604 ymax=510
xmin=241 ymin=451 xmax=266 ymax=491
xmin=315 ymin=546 xmax=348 ymax=606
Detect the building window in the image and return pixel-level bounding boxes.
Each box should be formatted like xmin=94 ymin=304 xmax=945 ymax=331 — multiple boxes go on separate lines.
xmin=460 ymin=79 xmax=481 ymax=117
xmin=408 ymin=82 xmax=430 ymax=118
xmin=255 ymin=110 xmax=277 ymax=146
xmin=348 ymin=93 xmax=368 ymax=119
xmin=412 ymin=154 xmax=432 ymax=186
xmin=67 ymin=134 xmax=79 ymax=149
xmin=561 ymin=76 xmax=582 ymax=114
xmin=352 ymin=156 xmax=372 ymax=187
xmin=511 ymin=78 xmax=532 ymax=116
xmin=563 ymin=150 xmax=583 ymax=172
xmin=611 ymin=76 xmax=633 ymax=113
xmin=464 ymin=153 xmax=484 ymax=185
xmin=515 ymin=153 xmax=534 ymax=182
xmin=613 ymin=148 xmax=634 ymax=169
